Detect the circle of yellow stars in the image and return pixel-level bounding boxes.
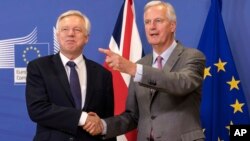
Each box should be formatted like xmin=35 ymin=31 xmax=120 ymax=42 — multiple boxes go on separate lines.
xmin=22 ymin=46 xmax=41 ymax=64
xmin=202 ymin=57 xmax=246 ymax=140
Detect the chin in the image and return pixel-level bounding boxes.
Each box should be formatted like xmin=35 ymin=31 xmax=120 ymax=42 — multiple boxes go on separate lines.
xmin=149 ymin=41 xmax=159 ymax=45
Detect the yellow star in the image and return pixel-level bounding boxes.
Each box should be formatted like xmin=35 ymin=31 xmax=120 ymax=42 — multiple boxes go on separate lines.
xmin=214 ymin=58 xmax=227 ymax=72
xmin=204 ymin=66 xmax=212 ymax=79
xmin=226 ymin=121 xmax=233 ymax=135
xmin=227 ymin=76 xmax=240 ymax=91
xmin=230 ymin=99 xmax=245 ymax=113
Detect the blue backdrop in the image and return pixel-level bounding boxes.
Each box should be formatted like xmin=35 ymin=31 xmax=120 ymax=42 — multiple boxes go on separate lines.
xmin=0 ymin=0 xmax=249 ymax=140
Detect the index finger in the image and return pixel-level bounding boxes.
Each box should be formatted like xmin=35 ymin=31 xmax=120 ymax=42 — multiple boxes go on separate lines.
xmin=98 ymin=48 xmax=113 ymax=56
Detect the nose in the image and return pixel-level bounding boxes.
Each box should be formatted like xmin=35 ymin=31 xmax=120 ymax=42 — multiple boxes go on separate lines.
xmin=67 ymin=29 xmax=76 ymax=36
xmin=148 ymin=23 xmax=157 ymax=30
xmin=146 ymin=21 xmax=157 ymax=29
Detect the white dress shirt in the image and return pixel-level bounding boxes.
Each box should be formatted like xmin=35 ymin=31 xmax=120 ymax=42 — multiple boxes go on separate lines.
xmin=60 ymin=52 xmax=88 ymax=126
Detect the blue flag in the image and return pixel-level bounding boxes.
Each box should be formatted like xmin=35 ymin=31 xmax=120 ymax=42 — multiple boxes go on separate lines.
xmin=198 ymin=0 xmax=250 ymax=140
xmin=15 ymin=44 xmax=49 ymax=67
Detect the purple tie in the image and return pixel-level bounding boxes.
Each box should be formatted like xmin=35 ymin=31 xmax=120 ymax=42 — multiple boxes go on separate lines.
xmin=149 ymin=56 xmax=163 ymax=141
xmin=67 ymin=61 xmax=82 ymax=109
xmin=156 ymin=56 xmax=163 ymax=70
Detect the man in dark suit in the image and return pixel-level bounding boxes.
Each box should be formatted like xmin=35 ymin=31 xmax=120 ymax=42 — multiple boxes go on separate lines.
xmin=87 ymin=1 xmax=206 ymax=141
xmin=25 ymin=10 xmax=116 ymax=141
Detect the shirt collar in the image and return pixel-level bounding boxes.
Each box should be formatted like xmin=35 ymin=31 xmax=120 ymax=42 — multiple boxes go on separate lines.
xmin=59 ymin=52 xmax=84 ymax=68
xmin=153 ymin=40 xmax=177 ymax=63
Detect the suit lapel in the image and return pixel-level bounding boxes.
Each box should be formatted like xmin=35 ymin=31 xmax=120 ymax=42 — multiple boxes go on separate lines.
xmin=82 ymin=57 xmax=95 ymax=110
xmin=163 ymin=43 xmax=184 ymax=72
xmin=141 ymin=55 xmax=156 ymax=102
xmin=52 ymin=53 xmax=75 ymax=106
xmin=150 ymin=43 xmax=184 ymax=102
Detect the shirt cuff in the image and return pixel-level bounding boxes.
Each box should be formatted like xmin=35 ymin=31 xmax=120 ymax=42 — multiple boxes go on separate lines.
xmin=78 ymin=112 xmax=88 ymax=126
xmin=101 ymin=119 xmax=107 ymax=135
xmin=134 ymin=64 xmax=143 ymax=82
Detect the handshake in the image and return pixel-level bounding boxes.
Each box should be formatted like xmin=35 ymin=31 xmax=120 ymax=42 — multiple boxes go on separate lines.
xmin=83 ymin=112 xmax=104 ymax=136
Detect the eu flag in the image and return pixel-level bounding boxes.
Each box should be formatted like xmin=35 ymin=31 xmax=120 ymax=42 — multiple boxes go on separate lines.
xmin=198 ymin=0 xmax=250 ymax=140
xmin=15 ymin=43 xmax=49 ymax=67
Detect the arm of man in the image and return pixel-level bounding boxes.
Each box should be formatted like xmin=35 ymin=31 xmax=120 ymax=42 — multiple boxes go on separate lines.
xmin=83 ymin=80 xmax=138 ymax=139
xmin=104 ymin=79 xmax=139 ymax=139
xmin=140 ymin=48 xmax=206 ymax=96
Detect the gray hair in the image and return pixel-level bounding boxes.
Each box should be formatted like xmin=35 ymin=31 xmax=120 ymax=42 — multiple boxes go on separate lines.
xmin=144 ymin=0 xmax=177 ymax=22
xmin=56 ymin=10 xmax=91 ymax=35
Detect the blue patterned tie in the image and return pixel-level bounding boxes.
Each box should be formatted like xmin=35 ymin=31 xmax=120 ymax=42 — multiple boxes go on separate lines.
xmin=67 ymin=61 xmax=82 ymax=109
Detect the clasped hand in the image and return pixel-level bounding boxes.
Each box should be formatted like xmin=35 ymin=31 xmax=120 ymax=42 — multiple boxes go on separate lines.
xmin=83 ymin=112 xmax=103 ymax=136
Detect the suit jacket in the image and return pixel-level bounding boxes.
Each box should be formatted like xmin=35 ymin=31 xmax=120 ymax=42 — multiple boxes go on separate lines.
xmin=26 ymin=53 xmax=116 ymax=141
xmin=104 ymin=43 xmax=206 ymax=141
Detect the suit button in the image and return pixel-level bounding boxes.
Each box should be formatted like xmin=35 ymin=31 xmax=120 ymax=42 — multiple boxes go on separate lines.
xmin=69 ymin=137 xmax=74 ymax=141
xmin=151 ymin=115 xmax=156 ymax=119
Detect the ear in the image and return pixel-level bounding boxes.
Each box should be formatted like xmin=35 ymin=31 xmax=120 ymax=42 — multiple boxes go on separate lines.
xmin=83 ymin=34 xmax=89 ymax=45
xmin=170 ymin=21 xmax=177 ymax=32
xmin=85 ymin=34 xmax=89 ymax=43
xmin=56 ymin=32 xmax=59 ymax=41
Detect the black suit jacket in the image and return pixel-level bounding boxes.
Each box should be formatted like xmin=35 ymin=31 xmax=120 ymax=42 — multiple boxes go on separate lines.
xmin=26 ymin=53 xmax=116 ymax=141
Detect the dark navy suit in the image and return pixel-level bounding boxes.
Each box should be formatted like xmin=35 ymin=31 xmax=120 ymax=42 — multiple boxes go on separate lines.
xmin=26 ymin=53 xmax=116 ymax=141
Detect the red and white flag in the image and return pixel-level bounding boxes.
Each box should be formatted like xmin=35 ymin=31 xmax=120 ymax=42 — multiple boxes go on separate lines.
xmin=104 ymin=0 xmax=142 ymax=140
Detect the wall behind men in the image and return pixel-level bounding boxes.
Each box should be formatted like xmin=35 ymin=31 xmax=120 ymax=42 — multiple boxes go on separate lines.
xmin=0 ymin=0 xmax=249 ymax=140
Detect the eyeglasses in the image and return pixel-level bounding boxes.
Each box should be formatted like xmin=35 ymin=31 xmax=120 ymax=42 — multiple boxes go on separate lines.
xmin=144 ymin=18 xmax=167 ymax=25
xmin=59 ymin=27 xmax=85 ymax=35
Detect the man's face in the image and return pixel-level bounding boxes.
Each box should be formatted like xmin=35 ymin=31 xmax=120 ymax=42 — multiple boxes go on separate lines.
xmin=144 ymin=5 xmax=176 ymax=47
xmin=56 ymin=15 xmax=88 ymax=59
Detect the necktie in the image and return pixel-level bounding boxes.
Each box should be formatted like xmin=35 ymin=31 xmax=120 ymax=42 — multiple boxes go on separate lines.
xmin=150 ymin=56 xmax=163 ymax=141
xmin=67 ymin=61 xmax=82 ymax=109
xmin=156 ymin=56 xmax=163 ymax=70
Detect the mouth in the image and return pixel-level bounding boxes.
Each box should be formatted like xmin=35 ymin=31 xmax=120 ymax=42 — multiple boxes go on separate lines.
xmin=66 ymin=40 xmax=75 ymax=43
xmin=149 ymin=33 xmax=159 ymax=37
